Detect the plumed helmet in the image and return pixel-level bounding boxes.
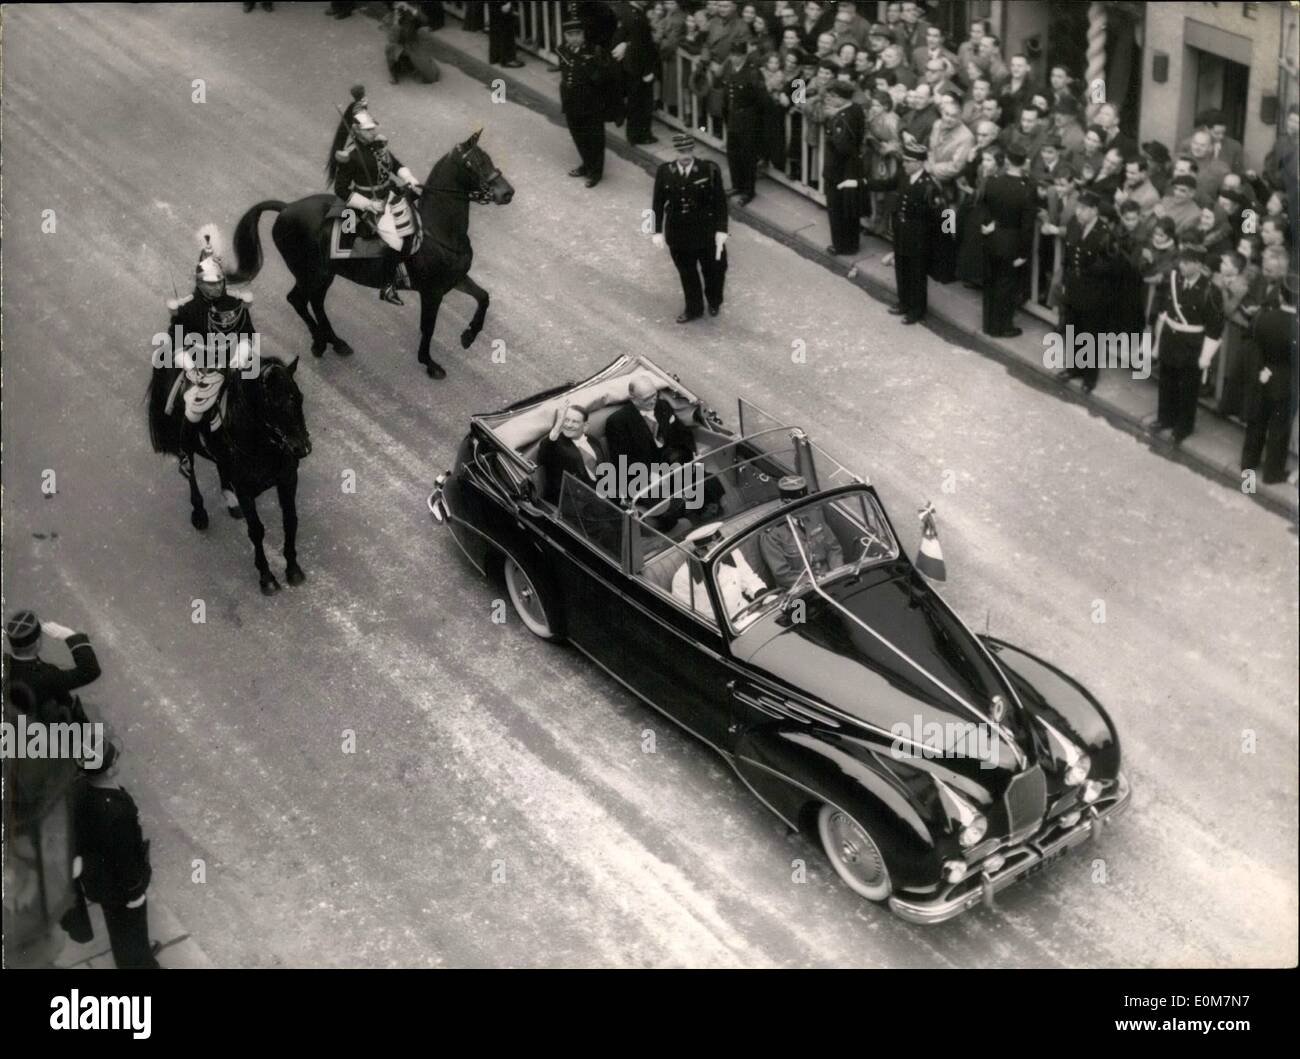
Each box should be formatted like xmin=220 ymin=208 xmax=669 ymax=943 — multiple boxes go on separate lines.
xmin=195 ymin=224 xmax=227 ymax=290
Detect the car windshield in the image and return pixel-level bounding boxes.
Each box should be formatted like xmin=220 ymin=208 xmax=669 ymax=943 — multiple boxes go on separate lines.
xmin=717 ymin=489 xmax=899 ymax=633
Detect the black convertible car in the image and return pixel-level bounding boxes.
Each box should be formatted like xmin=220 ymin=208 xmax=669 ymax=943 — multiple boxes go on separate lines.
xmin=428 ymin=355 xmax=1130 ymax=924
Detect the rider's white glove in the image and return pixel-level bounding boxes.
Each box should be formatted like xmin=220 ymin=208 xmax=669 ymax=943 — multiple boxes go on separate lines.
xmin=714 ymin=231 xmax=728 ymax=259
xmin=652 ymin=233 xmax=665 ymax=249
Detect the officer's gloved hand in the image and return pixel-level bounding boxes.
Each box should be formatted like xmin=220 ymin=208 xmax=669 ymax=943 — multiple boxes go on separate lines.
xmin=714 ymin=231 xmax=728 ymax=260
xmin=652 ymin=233 xmax=665 ymax=250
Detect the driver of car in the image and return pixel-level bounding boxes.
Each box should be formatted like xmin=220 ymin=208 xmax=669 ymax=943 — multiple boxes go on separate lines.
xmin=672 ymin=521 xmax=767 ymax=623
xmin=759 ymin=475 xmax=844 ymax=589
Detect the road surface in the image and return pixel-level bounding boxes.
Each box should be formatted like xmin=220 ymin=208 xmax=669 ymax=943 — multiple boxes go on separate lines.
xmin=2 ymin=3 xmax=1296 ymax=967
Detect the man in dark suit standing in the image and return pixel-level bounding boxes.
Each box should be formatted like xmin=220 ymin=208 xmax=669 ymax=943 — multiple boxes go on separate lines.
xmin=720 ymin=40 xmax=766 ymax=204
xmin=652 ymin=133 xmax=730 ymax=323
xmin=486 ymin=2 xmax=525 ymax=68
xmin=1056 ymin=190 xmax=1115 ymax=393
xmin=866 ymin=136 xmax=945 ymax=323
xmin=612 ymin=0 xmax=658 ymax=145
xmin=1240 ymin=274 xmax=1297 ymax=483
xmin=823 ymin=81 xmax=866 ymax=255
xmin=980 ymin=146 xmax=1036 ymax=336
xmin=557 ymin=18 xmax=612 ymax=187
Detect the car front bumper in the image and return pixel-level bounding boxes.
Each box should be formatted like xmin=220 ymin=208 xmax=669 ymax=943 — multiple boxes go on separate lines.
xmin=888 ymin=772 xmax=1132 ymax=926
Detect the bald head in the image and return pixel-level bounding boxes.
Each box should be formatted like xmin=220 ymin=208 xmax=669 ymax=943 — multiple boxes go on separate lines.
xmin=629 ymin=378 xmax=658 ymax=404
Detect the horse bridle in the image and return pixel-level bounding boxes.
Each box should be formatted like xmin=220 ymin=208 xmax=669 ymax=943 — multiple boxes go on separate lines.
xmin=427 ymin=144 xmax=500 ymax=204
xmin=221 ymin=363 xmax=306 ymax=459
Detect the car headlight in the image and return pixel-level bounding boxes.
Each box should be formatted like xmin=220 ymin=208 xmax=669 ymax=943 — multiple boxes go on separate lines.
xmin=1064 ymin=753 xmax=1092 ymax=787
xmin=959 ymin=815 xmax=988 ymax=848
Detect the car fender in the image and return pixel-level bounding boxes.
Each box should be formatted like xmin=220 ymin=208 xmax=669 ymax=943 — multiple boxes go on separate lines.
xmin=981 ymin=636 xmax=1121 ymax=778
xmin=733 ymin=726 xmax=943 ymax=891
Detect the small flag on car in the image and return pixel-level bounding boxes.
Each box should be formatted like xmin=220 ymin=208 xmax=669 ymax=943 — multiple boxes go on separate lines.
xmin=915 ymin=501 xmax=946 ymax=581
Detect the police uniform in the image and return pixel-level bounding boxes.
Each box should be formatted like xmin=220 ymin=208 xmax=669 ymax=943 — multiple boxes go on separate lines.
xmin=72 ymin=760 xmax=159 ymax=969
xmin=823 ymin=92 xmax=866 ymax=254
xmin=721 ymin=51 xmax=766 ymax=199
xmin=558 ymin=25 xmax=612 ymax=183
xmin=3 ymin=612 xmax=100 ymax=723
xmin=1060 ymin=213 xmax=1117 ymax=390
xmin=759 ymin=508 xmax=844 ymax=589
xmin=1153 ymin=262 xmax=1225 ymax=441
xmin=652 ymin=143 xmax=729 ymax=318
xmin=979 ymin=170 xmax=1036 ymax=336
xmin=613 ymin=1 xmax=658 ymax=144
xmin=866 ymin=145 xmax=945 ymax=322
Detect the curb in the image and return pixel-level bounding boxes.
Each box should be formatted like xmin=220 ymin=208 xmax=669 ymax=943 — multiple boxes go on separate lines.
xmin=420 ymin=25 xmax=1298 ymax=522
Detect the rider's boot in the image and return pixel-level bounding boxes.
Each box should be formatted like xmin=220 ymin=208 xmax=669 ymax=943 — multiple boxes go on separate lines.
xmin=379 ymin=250 xmax=404 ymax=305
xmin=178 ymin=419 xmax=198 ymax=477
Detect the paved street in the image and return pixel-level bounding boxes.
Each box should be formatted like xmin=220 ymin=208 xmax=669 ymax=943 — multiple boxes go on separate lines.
xmin=2 ymin=3 xmax=1296 ymax=967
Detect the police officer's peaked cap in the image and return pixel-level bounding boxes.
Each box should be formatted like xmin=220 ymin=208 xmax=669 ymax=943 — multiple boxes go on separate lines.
xmin=827 ymin=81 xmax=856 ymax=99
xmin=777 ymin=475 xmax=808 ymax=500
xmin=562 ymin=18 xmax=583 ymax=31
xmin=4 ymin=610 xmax=41 ymax=651
xmin=1004 ymin=146 xmax=1027 ymax=166
xmin=672 ymin=132 xmax=696 ymax=151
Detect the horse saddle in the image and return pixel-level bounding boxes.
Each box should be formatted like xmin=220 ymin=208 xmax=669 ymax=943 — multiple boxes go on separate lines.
xmin=326 ymin=201 xmax=388 ymax=261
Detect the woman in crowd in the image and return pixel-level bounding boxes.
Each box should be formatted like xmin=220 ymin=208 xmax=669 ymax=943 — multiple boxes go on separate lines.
xmin=760 ymin=50 xmax=790 ymax=173
xmin=654 ymin=0 xmax=688 ymax=116
xmin=863 ymin=89 xmax=900 ymax=238
xmin=1140 ymin=216 xmax=1180 ymax=323
xmin=1213 ymin=249 xmax=1259 ymax=418
xmin=956 ymin=144 xmax=1002 ymax=286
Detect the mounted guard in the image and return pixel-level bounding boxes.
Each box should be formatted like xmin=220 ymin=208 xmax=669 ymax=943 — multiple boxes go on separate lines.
xmin=327 ymin=85 xmax=423 ymax=305
xmin=163 ymin=225 xmax=257 ymax=473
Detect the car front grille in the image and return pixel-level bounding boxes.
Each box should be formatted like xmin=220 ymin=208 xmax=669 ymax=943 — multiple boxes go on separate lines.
xmin=1004 ymin=765 xmax=1047 ymax=842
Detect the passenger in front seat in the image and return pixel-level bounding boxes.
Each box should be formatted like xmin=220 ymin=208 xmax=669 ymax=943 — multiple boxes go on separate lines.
xmin=672 ymin=521 xmax=767 ymax=624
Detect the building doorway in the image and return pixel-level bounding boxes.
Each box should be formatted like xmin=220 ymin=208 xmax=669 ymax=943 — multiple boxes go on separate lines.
xmin=1190 ymin=48 xmax=1249 ymax=142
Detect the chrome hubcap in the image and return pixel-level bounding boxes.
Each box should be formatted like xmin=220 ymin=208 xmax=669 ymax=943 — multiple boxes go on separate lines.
xmin=829 ymin=812 xmax=884 ymax=885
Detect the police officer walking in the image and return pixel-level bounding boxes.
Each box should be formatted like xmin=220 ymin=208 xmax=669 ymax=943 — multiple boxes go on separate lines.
xmin=979 ymin=147 xmax=1035 ymax=337
xmin=1056 ymin=189 xmax=1114 ymax=393
xmin=720 ymin=40 xmax=765 ymax=205
xmin=652 ymin=133 xmax=730 ymax=322
xmin=72 ymin=740 xmax=161 ymax=969
xmin=866 ymin=137 xmax=945 ymax=324
xmin=557 ymin=18 xmax=612 ymax=188
xmin=1149 ymin=245 xmax=1225 ymax=444
xmin=3 ymin=610 xmax=100 ymax=724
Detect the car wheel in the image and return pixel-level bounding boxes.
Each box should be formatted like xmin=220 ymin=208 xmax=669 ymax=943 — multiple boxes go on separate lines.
xmin=504 ymin=556 xmax=559 ymax=640
xmin=817 ymin=803 xmax=892 ymax=902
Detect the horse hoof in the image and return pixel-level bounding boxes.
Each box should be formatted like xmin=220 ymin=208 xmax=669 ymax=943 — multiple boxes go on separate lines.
xmin=460 ymin=328 xmax=476 ymax=349
xmin=227 ymin=505 xmax=245 ymax=520
xmin=286 ymin=564 xmax=306 ymax=586
xmin=191 ymin=509 xmax=209 ymax=531
xmin=332 ymin=340 xmax=354 ymax=357
xmin=260 ymin=577 xmax=281 ymax=596
xmin=426 ymin=360 xmax=447 ymax=380
xmin=311 ymin=339 xmax=326 ymax=357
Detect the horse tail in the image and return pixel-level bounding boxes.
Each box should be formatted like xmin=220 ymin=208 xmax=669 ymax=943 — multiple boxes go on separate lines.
xmin=226 ymin=200 xmax=285 ymax=284
xmin=147 ymin=364 xmax=182 ymax=456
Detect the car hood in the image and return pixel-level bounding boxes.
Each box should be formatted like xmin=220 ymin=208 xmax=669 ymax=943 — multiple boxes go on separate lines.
xmin=733 ymin=563 xmax=1036 ymax=774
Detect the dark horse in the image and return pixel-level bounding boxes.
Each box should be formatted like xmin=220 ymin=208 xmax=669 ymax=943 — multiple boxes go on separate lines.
xmin=228 ymin=130 xmax=514 ymax=379
xmin=148 ymin=359 xmax=312 ymax=595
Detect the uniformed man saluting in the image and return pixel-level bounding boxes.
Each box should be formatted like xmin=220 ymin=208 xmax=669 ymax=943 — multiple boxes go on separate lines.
xmin=865 ymin=136 xmax=945 ymax=324
xmin=557 ymin=19 xmax=612 ymax=188
xmin=652 ymin=133 xmax=730 ymax=323
xmin=720 ymin=40 xmax=765 ymax=205
xmin=3 ymin=610 xmax=100 ymax=725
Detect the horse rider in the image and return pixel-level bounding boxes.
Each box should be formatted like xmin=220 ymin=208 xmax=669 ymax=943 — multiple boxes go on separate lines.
xmin=330 ymin=93 xmax=424 ymax=305
xmin=163 ymin=226 xmax=257 ymax=474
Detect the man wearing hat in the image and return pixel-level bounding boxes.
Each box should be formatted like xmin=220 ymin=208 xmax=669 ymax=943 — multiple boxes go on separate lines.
xmin=759 ymin=476 xmax=844 ymax=589
xmin=672 ymin=522 xmax=767 ymax=624
xmin=72 ymin=740 xmax=161 ymax=969
xmin=721 ymin=39 xmax=766 ymax=205
xmin=823 ymin=80 xmax=866 ymax=255
xmin=865 ymin=135 xmax=945 ymax=323
xmin=1056 ymin=188 xmax=1116 ymax=393
xmin=332 ymin=103 xmax=423 ymax=304
xmin=1149 ymin=244 xmax=1225 ymax=443
xmin=979 ymin=145 xmax=1036 ymax=337
xmin=3 ymin=610 xmax=100 ymax=724
xmin=1241 ymin=274 xmax=1298 ymax=483
xmin=162 ymin=224 xmax=258 ymax=474
xmin=557 ymin=18 xmax=613 ymax=188
xmin=651 ymin=133 xmax=730 ymax=322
